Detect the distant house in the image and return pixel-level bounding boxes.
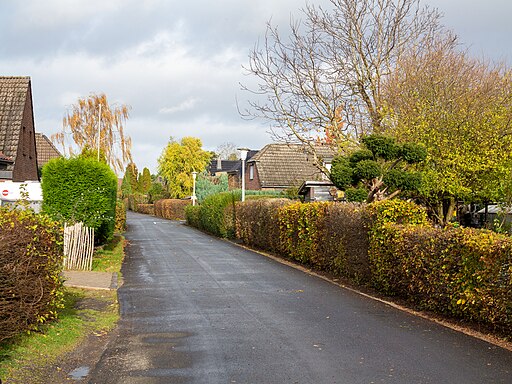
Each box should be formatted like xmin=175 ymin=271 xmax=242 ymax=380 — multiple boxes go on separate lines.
xmin=226 ymin=150 xmax=259 ymax=190
xmin=207 ymin=158 xmax=239 ymax=177
xmin=35 ymin=133 xmax=61 ymax=169
xmin=243 ymin=144 xmax=335 ymax=191
xmin=0 ymin=76 xmax=39 ymax=181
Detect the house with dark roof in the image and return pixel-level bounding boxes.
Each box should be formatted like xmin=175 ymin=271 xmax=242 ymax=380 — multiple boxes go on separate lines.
xmin=243 ymin=144 xmax=335 ymax=191
xmin=226 ymin=150 xmax=259 ymax=190
xmin=35 ymin=133 xmax=61 ymax=169
xmin=207 ymin=158 xmax=239 ymax=177
xmin=0 ymin=76 xmax=39 ymax=181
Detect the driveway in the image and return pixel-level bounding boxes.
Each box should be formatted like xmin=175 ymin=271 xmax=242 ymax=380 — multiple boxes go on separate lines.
xmin=88 ymin=211 xmax=512 ymax=383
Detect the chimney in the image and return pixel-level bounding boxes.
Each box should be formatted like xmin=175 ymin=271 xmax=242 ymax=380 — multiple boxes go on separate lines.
xmin=217 ymin=157 xmax=222 ymax=170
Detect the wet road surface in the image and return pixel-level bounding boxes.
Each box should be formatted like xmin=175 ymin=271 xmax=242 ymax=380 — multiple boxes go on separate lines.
xmin=88 ymin=211 xmax=512 ymax=383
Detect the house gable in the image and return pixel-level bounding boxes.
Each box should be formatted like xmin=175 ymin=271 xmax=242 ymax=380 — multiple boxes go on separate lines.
xmin=0 ymin=76 xmax=39 ymax=181
xmin=247 ymin=144 xmax=334 ymax=190
xmin=36 ymin=133 xmax=61 ymax=168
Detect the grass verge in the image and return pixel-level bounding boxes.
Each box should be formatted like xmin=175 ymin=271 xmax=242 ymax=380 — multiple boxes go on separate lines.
xmin=0 ymin=288 xmax=118 ymax=383
xmin=0 ymin=233 xmax=125 ymax=383
xmin=92 ymin=234 xmax=125 ymax=273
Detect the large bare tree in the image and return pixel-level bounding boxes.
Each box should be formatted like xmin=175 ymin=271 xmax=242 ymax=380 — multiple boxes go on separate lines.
xmin=53 ymin=93 xmax=132 ymax=173
xmin=242 ymin=0 xmax=442 ymax=161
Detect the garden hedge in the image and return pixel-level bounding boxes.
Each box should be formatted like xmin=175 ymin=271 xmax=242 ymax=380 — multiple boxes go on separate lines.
xmin=186 ymin=191 xmax=288 ymax=238
xmin=41 ymin=157 xmax=118 ymax=244
xmin=154 ymin=199 xmax=191 ymax=220
xmin=0 ymin=208 xmax=64 ymax=342
xmin=115 ymin=199 xmax=127 ymax=232
xmin=235 ymin=198 xmax=293 ymax=253
xmin=371 ymin=223 xmax=512 ymax=334
xmin=136 ymin=203 xmax=155 ymax=216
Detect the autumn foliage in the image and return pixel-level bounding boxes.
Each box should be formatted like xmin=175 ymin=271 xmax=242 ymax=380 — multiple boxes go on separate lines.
xmin=0 ymin=209 xmax=64 ymax=342
xmin=154 ymin=199 xmax=191 ymax=220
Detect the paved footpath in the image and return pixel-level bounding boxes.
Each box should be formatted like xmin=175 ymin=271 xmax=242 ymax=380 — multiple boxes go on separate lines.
xmin=88 ymin=211 xmax=512 ymax=384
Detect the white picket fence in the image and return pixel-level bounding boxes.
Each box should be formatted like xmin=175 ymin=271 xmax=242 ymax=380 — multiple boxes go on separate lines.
xmin=63 ymin=222 xmax=94 ymax=271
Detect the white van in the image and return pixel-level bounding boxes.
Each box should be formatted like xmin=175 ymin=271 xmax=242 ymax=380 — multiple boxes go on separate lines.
xmin=0 ymin=181 xmax=43 ymax=212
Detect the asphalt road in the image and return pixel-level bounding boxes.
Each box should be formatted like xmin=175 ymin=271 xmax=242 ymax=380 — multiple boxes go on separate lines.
xmin=88 ymin=211 xmax=512 ymax=384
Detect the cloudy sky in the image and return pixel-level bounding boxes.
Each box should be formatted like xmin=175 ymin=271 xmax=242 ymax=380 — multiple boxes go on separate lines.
xmin=1 ymin=0 xmax=511 ymax=174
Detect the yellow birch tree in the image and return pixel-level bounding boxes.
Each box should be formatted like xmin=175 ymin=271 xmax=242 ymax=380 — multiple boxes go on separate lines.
xmin=52 ymin=93 xmax=132 ymax=173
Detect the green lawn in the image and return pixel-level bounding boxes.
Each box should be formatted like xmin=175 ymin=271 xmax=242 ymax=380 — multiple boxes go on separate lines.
xmin=92 ymin=234 xmax=125 ymax=273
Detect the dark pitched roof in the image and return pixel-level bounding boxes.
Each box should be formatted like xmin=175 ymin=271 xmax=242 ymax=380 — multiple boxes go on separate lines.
xmin=0 ymin=77 xmax=30 ymax=166
xmin=208 ymin=158 xmax=239 ymax=175
xmin=248 ymin=143 xmax=335 ymax=188
xmin=35 ymin=133 xmax=61 ymax=167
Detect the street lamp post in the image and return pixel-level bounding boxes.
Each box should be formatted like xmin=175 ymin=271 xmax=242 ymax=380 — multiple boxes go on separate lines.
xmin=97 ymin=103 xmax=102 ymax=161
xmin=192 ymin=171 xmax=198 ymax=206
xmin=237 ymin=148 xmax=249 ymax=202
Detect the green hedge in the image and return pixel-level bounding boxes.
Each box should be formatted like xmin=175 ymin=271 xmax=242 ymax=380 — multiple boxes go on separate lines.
xmin=41 ymin=157 xmax=118 ymax=244
xmin=0 ymin=208 xmax=64 ymax=342
xmin=195 ymin=191 xmax=240 ymax=237
xmin=186 ymin=191 xmax=289 ymax=238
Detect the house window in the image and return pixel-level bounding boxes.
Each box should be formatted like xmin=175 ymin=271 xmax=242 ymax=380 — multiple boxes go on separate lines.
xmin=249 ymin=164 xmax=254 ymax=180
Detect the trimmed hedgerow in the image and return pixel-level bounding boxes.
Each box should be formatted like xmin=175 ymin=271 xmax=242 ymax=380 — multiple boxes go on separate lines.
xmin=115 ymin=199 xmax=127 ymax=233
xmin=317 ymin=203 xmax=371 ymax=282
xmin=185 ymin=205 xmax=201 ymax=228
xmin=221 ymin=195 xmax=510 ymax=335
xmin=196 ymin=191 xmax=240 ymax=238
xmin=136 ymin=203 xmax=155 ymax=215
xmin=235 ymin=198 xmax=293 ymax=253
xmin=41 ymin=157 xmax=118 ymax=244
xmin=372 ymin=224 xmax=512 ymax=335
xmin=278 ymin=202 xmax=330 ymax=265
xmin=0 ymin=208 xmax=64 ymax=342
xmin=155 ymin=199 xmax=191 ymax=220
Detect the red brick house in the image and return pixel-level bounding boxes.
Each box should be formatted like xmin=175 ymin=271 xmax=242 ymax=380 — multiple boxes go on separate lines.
xmin=243 ymin=144 xmax=335 ymax=191
xmin=0 ymin=77 xmax=39 ymax=181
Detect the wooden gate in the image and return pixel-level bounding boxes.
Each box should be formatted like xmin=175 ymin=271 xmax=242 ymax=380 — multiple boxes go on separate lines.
xmin=63 ymin=222 xmax=94 ymax=270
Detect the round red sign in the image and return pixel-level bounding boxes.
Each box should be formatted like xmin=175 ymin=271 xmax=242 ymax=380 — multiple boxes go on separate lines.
xmin=2 ymin=190 xmax=8 ymax=197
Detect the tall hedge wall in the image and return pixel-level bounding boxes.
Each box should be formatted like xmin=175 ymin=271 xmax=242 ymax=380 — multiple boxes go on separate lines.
xmin=0 ymin=208 xmax=64 ymax=342
xmin=41 ymin=157 xmax=118 ymax=244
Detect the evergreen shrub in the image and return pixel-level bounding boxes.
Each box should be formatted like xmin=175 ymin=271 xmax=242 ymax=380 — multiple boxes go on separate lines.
xmin=41 ymin=157 xmax=118 ymax=244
